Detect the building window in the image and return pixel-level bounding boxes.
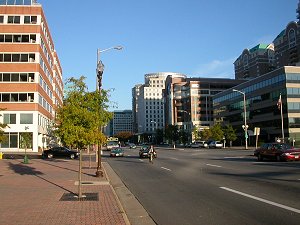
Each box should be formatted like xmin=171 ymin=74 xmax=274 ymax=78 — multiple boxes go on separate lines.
xmin=7 ymin=15 xmax=20 ymax=24
xmin=0 ymin=15 xmax=3 ymax=23
xmin=24 ymin=15 xmax=37 ymax=24
xmin=289 ymin=29 xmax=296 ymax=48
xmin=3 ymin=113 xmax=16 ymax=124
xmin=1 ymin=132 xmax=18 ymax=148
xmin=20 ymin=113 xmax=33 ymax=124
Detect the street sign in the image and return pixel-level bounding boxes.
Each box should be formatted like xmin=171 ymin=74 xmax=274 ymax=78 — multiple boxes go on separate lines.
xmin=254 ymin=127 xmax=260 ymax=135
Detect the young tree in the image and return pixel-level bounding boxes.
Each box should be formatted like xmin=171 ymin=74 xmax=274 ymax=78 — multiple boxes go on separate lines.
xmin=115 ymin=131 xmax=133 ymax=143
xmin=0 ymin=109 xmax=8 ymax=144
xmin=210 ymin=124 xmax=224 ymax=141
xmin=165 ymin=125 xmax=179 ymax=146
xmin=19 ymin=132 xmax=32 ymax=164
xmin=199 ymin=128 xmax=212 ymax=141
xmin=55 ymin=76 xmax=112 ymax=149
xmin=223 ymin=124 xmax=237 ymax=147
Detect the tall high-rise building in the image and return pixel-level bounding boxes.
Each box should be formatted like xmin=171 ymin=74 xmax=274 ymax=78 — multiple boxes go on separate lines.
xmin=234 ymin=44 xmax=275 ymax=80
xmin=133 ymin=72 xmax=186 ymax=135
xmin=273 ymin=21 xmax=300 ymax=69
xmin=0 ymin=0 xmax=63 ymax=152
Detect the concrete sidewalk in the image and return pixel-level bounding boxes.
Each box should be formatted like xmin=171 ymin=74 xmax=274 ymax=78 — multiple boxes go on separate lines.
xmin=0 ymin=158 xmax=143 ymax=225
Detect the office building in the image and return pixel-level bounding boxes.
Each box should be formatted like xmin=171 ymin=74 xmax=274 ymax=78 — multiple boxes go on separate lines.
xmin=133 ymin=72 xmax=186 ymax=135
xmin=111 ymin=110 xmax=133 ymax=136
xmin=0 ymin=0 xmax=63 ymax=152
xmin=234 ymin=44 xmax=275 ymax=80
xmin=213 ymin=66 xmax=300 ymax=144
xmin=165 ymin=76 xmax=244 ymax=134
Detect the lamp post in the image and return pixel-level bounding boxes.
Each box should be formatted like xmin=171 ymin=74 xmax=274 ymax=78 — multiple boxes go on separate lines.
xmin=95 ymin=45 xmax=123 ymax=177
xmin=233 ymin=89 xmax=248 ymax=150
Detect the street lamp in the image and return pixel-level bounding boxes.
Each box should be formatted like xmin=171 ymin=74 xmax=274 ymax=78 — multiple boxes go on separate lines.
xmin=95 ymin=45 xmax=123 ymax=177
xmin=233 ymin=89 xmax=248 ymax=150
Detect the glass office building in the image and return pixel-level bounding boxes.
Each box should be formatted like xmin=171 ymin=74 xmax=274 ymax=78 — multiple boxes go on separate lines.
xmin=213 ymin=66 xmax=300 ymax=146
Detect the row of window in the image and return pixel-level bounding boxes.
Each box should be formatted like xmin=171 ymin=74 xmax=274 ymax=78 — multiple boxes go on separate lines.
xmin=0 ymin=92 xmax=34 ymax=102
xmin=0 ymin=132 xmax=33 ymax=149
xmin=145 ymin=106 xmax=163 ymax=110
xmin=39 ymin=74 xmax=53 ymax=99
xmin=288 ymin=102 xmax=300 ymax=110
xmin=0 ymin=34 xmax=37 ymax=43
xmin=0 ymin=0 xmax=33 ymax=6
xmin=0 ymin=53 xmax=35 ymax=62
xmin=3 ymin=113 xmax=33 ymax=124
xmin=40 ymin=37 xmax=53 ymax=68
xmin=39 ymin=55 xmax=53 ymax=84
xmin=38 ymin=94 xmax=52 ymax=114
xmin=41 ymin=18 xmax=54 ymax=52
xmin=0 ymin=72 xmax=34 ymax=82
xmin=214 ymin=74 xmax=285 ymax=103
xmin=287 ymin=88 xmax=300 ymax=95
xmin=0 ymin=15 xmax=37 ymax=24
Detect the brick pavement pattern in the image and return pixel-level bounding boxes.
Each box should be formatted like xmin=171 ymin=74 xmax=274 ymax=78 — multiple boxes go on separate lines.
xmin=0 ymin=158 xmax=129 ymax=225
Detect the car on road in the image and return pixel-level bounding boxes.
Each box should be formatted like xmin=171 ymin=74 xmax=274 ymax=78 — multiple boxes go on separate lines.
xmin=254 ymin=142 xmax=300 ymax=161
xmin=128 ymin=143 xmax=136 ymax=149
xmin=110 ymin=148 xmax=124 ymax=157
xmin=208 ymin=141 xmax=223 ymax=148
xmin=42 ymin=147 xmax=80 ymax=159
xmin=139 ymin=146 xmax=157 ymax=158
xmin=199 ymin=141 xmax=208 ymax=148
xmin=191 ymin=142 xmax=201 ymax=148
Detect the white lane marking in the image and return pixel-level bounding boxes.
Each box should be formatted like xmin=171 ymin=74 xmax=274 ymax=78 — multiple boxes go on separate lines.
xmin=224 ymin=156 xmax=245 ymax=159
xmin=161 ymin=167 xmax=172 ymax=171
xmin=170 ymin=157 xmax=179 ymax=161
xmin=139 ymin=159 xmax=144 ymax=162
xmin=206 ymin=164 xmax=222 ymax=168
xmin=220 ymin=187 xmax=300 ymax=214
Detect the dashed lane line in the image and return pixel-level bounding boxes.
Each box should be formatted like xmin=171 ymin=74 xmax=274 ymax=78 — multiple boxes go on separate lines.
xmin=206 ymin=164 xmax=222 ymax=168
xmin=161 ymin=167 xmax=172 ymax=171
xmin=220 ymin=187 xmax=300 ymax=214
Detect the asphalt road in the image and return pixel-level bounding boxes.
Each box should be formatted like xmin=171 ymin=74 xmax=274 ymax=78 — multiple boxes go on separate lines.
xmin=104 ymin=146 xmax=300 ymax=225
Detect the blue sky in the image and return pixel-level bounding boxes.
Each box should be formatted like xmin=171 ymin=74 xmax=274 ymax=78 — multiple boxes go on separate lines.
xmin=39 ymin=0 xmax=298 ymax=110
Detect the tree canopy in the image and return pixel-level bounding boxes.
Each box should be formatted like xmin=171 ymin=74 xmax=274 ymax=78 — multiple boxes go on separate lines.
xmin=55 ymin=76 xmax=112 ymax=149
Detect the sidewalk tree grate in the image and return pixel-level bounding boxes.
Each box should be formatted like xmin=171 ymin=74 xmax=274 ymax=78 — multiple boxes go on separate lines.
xmin=60 ymin=192 xmax=99 ymax=201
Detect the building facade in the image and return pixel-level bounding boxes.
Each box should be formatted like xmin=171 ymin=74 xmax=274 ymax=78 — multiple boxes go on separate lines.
xmin=0 ymin=0 xmax=63 ymax=152
xmin=111 ymin=110 xmax=133 ymax=136
xmin=133 ymin=72 xmax=186 ymax=136
xmin=165 ymin=76 xmax=244 ymax=138
xmin=213 ymin=66 xmax=300 ymax=145
xmin=234 ymin=44 xmax=275 ymax=80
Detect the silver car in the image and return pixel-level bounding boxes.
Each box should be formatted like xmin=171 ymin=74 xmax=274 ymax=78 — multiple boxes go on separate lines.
xmin=208 ymin=141 xmax=223 ymax=148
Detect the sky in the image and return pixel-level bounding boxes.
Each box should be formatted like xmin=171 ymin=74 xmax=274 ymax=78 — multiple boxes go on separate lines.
xmin=38 ymin=0 xmax=299 ymax=110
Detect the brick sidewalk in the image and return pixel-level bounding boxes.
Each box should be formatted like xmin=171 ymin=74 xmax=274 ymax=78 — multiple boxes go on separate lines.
xmin=0 ymin=158 xmax=129 ymax=225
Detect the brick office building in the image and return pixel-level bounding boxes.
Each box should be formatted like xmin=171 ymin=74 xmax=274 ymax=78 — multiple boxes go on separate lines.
xmin=0 ymin=0 xmax=63 ymax=152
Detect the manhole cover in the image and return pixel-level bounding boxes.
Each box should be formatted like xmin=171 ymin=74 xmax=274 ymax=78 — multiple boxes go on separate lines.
xmin=60 ymin=193 xmax=99 ymax=201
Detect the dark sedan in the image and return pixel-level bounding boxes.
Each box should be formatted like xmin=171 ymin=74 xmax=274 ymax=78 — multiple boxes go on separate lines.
xmin=254 ymin=142 xmax=300 ymax=161
xmin=42 ymin=147 xmax=80 ymax=159
xmin=139 ymin=146 xmax=157 ymax=158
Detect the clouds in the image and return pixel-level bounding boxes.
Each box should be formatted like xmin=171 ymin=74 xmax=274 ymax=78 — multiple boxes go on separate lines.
xmin=193 ymin=57 xmax=236 ymax=79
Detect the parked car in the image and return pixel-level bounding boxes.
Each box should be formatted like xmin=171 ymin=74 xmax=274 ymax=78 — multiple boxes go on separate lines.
xmin=139 ymin=146 xmax=157 ymax=158
xmin=208 ymin=141 xmax=223 ymax=148
xmin=110 ymin=148 xmax=124 ymax=157
xmin=199 ymin=141 xmax=208 ymax=148
xmin=42 ymin=147 xmax=79 ymax=159
xmin=254 ymin=142 xmax=300 ymax=161
xmin=128 ymin=143 xmax=136 ymax=149
xmin=191 ymin=142 xmax=201 ymax=148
